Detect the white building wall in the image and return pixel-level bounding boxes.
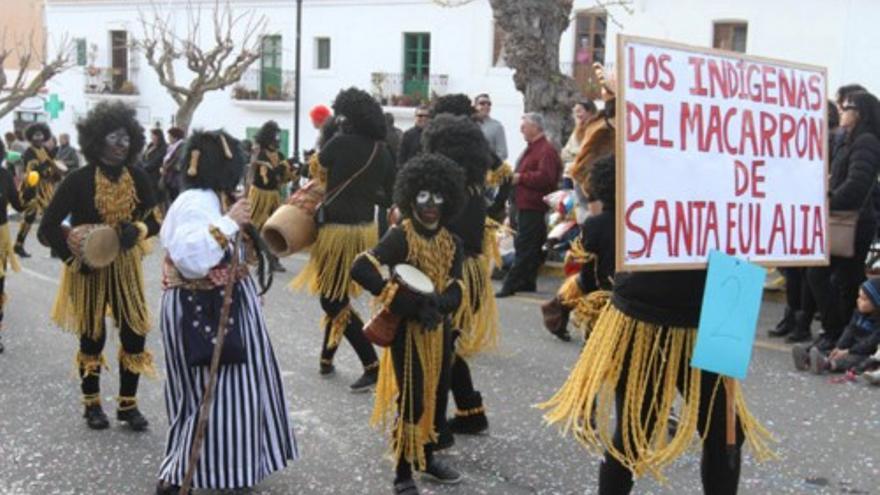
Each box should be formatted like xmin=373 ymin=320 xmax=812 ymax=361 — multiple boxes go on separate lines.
xmin=24 ymin=0 xmax=880 ymax=163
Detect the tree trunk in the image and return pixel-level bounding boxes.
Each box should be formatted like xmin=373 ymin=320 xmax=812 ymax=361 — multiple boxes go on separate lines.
xmin=489 ymin=0 xmax=578 ymax=148
xmin=174 ymin=95 xmax=203 ymax=132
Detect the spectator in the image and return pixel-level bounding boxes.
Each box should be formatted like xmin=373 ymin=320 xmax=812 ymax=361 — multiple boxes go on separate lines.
xmin=496 ymin=113 xmax=561 ymax=298
xmin=54 ymin=133 xmax=80 ymax=172
xmin=807 ymin=90 xmax=880 ymax=350
xmin=560 ymin=100 xmax=597 ymax=189
xmin=793 ymin=278 xmax=880 ymax=374
xmin=4 ymin=132 xmax=21 ymax=176
xmin=474 ymin=93 xmax=508 ymax=160
xmin=160 ymin=126 xmax=186 ymax=207
xmin=141 ymin=128 xmax=166 ymax=194
xmin=383 ymin=112 xmax=402 ymax=164
xmin=398 ymin=104 xmax=430 ymax=165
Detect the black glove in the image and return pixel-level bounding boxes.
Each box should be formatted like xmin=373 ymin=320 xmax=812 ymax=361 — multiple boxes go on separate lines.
xmin=21 ymin=186 xmax=36 ymax=202
xmin=389 ymin=287 xmax=422 ymax=319
xmin=417 ymin=294 xmax=442 ymax=330
xmin=118 ymin=222 xmax=141 ymax=250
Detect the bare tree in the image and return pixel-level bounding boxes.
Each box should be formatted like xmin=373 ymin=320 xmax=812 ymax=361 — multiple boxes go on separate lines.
xmin=433 ymin=0 xmax=633 ymax=145
xmin=0 ymin=31 xmax=73 ymax=120
xmin=136 ymin=0 xmax=268 ymax=131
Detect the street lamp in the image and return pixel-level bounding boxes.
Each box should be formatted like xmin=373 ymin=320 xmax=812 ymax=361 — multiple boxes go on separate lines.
xmin=293 ymin=0 xmax=302 ymax=161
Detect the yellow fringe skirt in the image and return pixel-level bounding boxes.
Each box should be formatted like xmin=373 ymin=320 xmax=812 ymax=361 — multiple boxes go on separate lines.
xmin=557 ymin=275 xmax=611 ymax=338
xmin=247 ymin=185 xmax=281 ymax=230
xmin=0 ymin=223 xmax=21 ymax=278
xmin=371 ymin=321 xmax=445 ymax=471
xmin=454 ymin=255 xmax=499 ymax=357
xmin=51 ymin=246 xmax=151 ymax=339
xmin=539 ymin=305 xmax=774 ymax=481
xmin=290 ymin=222 xmax=377 ymax=301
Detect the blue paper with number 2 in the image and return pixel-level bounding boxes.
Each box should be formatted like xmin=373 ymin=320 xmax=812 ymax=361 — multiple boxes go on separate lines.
xmin=690 ymin=250 xmax=766 ymax=380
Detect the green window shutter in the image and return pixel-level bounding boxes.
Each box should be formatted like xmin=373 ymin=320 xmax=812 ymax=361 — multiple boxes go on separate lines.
xmin=260 ymin=35 xmax=283 ymax=100
xmin=403 ymin=33 xmax=430 ymax=100
xmin=76 ymin=39 xmax=87 ymax=66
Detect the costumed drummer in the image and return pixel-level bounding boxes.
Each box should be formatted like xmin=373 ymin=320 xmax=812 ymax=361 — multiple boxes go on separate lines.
xmin=247 ymin=120 xmax=295 ymax=273
xmin=0 ymin=138 xmax=34 ymax=354
xmin=16 ymin=122 xmax=64 ymax=258
xmin=351 ymin=153 xmax=466 ymax=495
xmin=38 ymin=101 xmax=161 ymax=431
xmin=420 ymin=104 xmax=497 ymax=442
xmin=291 ymin=87 xmax=395 ymax=392
xmin=156 ymin=130 xmax=298 ymax=494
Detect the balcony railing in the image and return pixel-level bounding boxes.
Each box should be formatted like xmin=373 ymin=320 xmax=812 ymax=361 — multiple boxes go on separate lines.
xmin=232 ymin=68 xmax=295 ymax=102
xmin=370 ymin=72 xmax=449 ymax=107
xmin=84 ymin=66 xmax=138 ymax=95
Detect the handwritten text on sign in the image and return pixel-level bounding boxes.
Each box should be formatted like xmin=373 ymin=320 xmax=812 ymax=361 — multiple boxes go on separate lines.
xmin=618 ymin=36 xmax=828 ymax=270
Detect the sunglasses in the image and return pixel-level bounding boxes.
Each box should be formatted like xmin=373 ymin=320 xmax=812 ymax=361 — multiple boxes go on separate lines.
xmin=477 ymin=101 xmax=492 ymax=107
xmin=416 ymin=113 xmax=430 ymax=118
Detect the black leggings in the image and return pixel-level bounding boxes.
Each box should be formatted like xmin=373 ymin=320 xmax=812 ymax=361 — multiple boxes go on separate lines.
xmin=79 ymin=319 xmax=146 ymax=399
xmin=598 ymin=349 xmax=744 ymax=495
xmin=392 ymin=324 xmax=453 ymax=483
xmin=318 ymin=296 xmax=378 ymax=368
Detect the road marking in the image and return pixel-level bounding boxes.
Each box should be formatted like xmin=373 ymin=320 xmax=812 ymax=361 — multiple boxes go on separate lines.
xmin=20 ymin=267 xmax=59 ymax=286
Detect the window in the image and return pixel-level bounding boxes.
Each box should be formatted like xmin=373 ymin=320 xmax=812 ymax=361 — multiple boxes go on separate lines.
xmin=110 ymin=30 xmax=128 ymax=91
xmin=713 ymin=22 xmax=747 ymax=53
xmin=573 ymin=11 xmax=606 ymax=100
xmin=403 ymin=33 xmax=430 ymax=100
xmin=315 ymin=37 xmax=331 ymax=69
xmin=492 ymin=23 xmax=507 ymax=67
xmin=246 ymin=126 xmax=290 ymax=156
xmin=260 ymin=35 xmax=283 ymax=99
xmin=75 ymin=38 xmax=87 ymax=66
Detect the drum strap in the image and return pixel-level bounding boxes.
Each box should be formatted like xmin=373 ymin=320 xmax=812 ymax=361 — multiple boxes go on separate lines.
xmin=319 ymin=142 xmax=380 ymax=210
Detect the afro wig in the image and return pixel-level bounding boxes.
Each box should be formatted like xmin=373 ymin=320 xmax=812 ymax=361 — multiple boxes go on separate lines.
xmin=332 ymin=87 xmax=386 ymax=140
xmin=394 ymin=152 xmax=466 ymax=225
xmin=421 ymin=114 xmax=490 ymax=186
xmin=24 ymin=122 xmax=52 ymax=142
xmin=181 ymin=129 xmax=246 ymax=193
xmin=254 ymin=120 xmax=281 ymax=148
xmin=588 ymin=154 xmax=615 ymax=206
xmin=431 ymin=94 xmax=474 ymax=118
xmin=76 ymin=101 xmax=145 ymax=167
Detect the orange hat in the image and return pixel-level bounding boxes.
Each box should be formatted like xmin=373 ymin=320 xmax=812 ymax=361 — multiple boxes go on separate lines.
xmin=309 ymin=105 xmax=332 ymax=127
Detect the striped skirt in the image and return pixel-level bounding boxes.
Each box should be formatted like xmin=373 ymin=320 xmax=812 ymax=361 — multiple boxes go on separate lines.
xmin=158 ymin=277 xmax=299 ymax=490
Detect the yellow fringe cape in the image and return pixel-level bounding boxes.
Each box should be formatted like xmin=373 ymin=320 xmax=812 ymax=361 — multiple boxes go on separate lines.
xmin=0 ymin=223 xmax=21 ymax=278
xmin=371 ymin=220 xmax=456 ymax=470
xmin=539 ymin=305 xmax=775 ymax=481
xmin=290 ymin=222 xmax=377 ymax=301
xmin=247 ymin=186 xmax=281 ymax=230
xmin=454 ymin=254 xmax=499 ymax=357
xmin=482 ymin=218 xmax=503 ymax=270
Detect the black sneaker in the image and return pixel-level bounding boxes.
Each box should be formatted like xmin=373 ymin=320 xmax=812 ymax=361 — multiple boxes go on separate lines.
xmin=393 ymin=479 xmax=420 ymax=495
xmin=117 ymin=407 xmax=149 ymax=431
xmin=320 ymin=362 xmax=336 ymax=376
xmin=84 ymin=404 xmax=110 ymax=430
xmin=14 ymin=245 xmax=30 ymax=258
xmin=785 ymin=329 xmax=812 ymax=343
xmin=792 ymin=344 xmax=810 ymax=371
xmin=155 ymin=480 xmax=180 ymax=495
xmin=433 ymin=427 xmax=455 ymax=451
xmin=448 ymin=413 xmax=489 ymax=435
xmin=350 ymin=367 xmax=378 ymax=393
xmin=0 ymin=335 xmax=4 ymax=354
xmin=422 ymin=458 xmax=462 ymax=485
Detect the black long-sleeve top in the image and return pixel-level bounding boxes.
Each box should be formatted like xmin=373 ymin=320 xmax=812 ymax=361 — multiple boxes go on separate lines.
xmin=447 ymin=187 xmax=486 ymax=258
xmin=38 ymin=163 xmax=160 ymax=262
xmin=318 ymin=133 xmax=395 ymax=224
xmin=141 ymin=142 xmax=167 ymax=184
xmin=0 ymin=167 xmax=25 ymax=224
xmin=251 ymin=148 xmax=293 ymax=190
xmin=836 ymin=313 xmax=880 ymax=356
xmin=351 ymin=223 xmax=463 ymax=319
xmin=398 ymin=126 xmax=423 ymax=166
xmin=830 ymin=132 xmax=880 ymax=223
xmin=577 ymin=209 xmax=615 ymax=294
xmin=611 ymin=270 xmax=707 ymax=328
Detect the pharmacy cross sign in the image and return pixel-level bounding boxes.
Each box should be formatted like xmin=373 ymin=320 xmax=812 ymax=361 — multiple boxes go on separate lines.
xmin=44 ymin=94 xmax=65 ymax=120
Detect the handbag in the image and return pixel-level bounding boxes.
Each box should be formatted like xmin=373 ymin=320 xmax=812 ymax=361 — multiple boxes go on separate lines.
xmin=315 ymin=142 xmax=380 ymax=225
xmin=180 ymin=283 xmax=247 ymax=367
xmin=828 ymin=184 xmax=874 ymax=258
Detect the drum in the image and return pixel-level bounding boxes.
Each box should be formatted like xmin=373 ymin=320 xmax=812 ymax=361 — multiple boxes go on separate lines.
xmin=364 ymin=264 xmax=435 ymax=347
xmin=66 ymin=224 xmax=120 ymax=269
xmin=262 ymin=179 xmax=324 ymax=257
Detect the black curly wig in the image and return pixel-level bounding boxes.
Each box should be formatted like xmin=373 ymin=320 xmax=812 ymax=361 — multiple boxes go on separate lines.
xmin=394 ymin=153 xmax=466 ymax=225
xmin=181 ymin=129 xmax=246 ymax=193
xmin=588 ymin=154 xmax=615 ymax=206
xmin=431 ymin=94 xmax=474 ymax=118
xmin=254 ymin=120 xmax=280 ymax=148
xmin=332 ymin=87 xmax=386 ymax=140
xmin=76 ymin=101 xmax=145 ymax=167
xmin=421 ymin=114 xmax=490 ymax=186
xmin=24 ymin=122 xmax=52 ymax=142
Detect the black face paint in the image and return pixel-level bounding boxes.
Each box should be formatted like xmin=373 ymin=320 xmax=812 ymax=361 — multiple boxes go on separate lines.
xmin=412 ymin=189 xmax=444 ymax=230
xmin=30 ymin=131 xmax=45 ymax=148
xmin=100 ymin=127 xmax=131 ymax=167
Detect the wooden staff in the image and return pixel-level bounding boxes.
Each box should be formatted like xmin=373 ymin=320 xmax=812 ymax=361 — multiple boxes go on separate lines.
xmin=724 ymin=376 xmax=738 ymax=469
xmin=180 ymin=234 xmax=242 ymax=495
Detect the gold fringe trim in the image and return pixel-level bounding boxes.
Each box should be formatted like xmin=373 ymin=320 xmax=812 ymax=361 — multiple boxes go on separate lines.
xmin=454 ymin=405 xmax=486 ymax=417
xmin=247 ymin=185 xmax=281 ymax=229
xmin=570 ymin=290 xmax=611 ymax=337
xmin=322 ymin=306 xmax=351 ymax=350
xmin=308 ymin=153 xmax=327 ymax=188
xmin=82 ymin=393 xmax=102 ymax=407
xmin=290 ymin=223 xmax=377 ymax=301
xmin=373 ymin=280 xmax=399 ymax=314
xmin=94 ymin=168 xmax=138 ymax=226
xmin=0 ymin=223 xmax=20 ymax=277
xmin=565 ymin=235 xmax=592 ymax=265
xmin=116 ymin=396 xmax=138 ymax=411
xmin=486 ymin=161 xmax=513 ymax=188
xmin=454 ymin=255 xmax=499 ymax=357
xmin=371 ymin=320 xmax=445 ymax=470
xmin=401 ymin=220 xmax=455 ymax=289
xmin=76 ymin=351 xmax=107 ymax=378
xmin=208 ymin=225 xmax=229 ymax=249
xmin=118 ymin=349 xmax=158 ymax=379
xmin=52 ymin=247 xmax=151 ymax=339
xmin=538 ymin=306 xmax=775 ymax=481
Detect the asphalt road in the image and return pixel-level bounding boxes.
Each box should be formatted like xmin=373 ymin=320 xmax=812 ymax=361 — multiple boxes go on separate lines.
xmin=0 ymin=227 xmax=878 ymax=495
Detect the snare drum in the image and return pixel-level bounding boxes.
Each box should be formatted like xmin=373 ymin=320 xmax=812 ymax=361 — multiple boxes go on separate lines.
xmin=66 ymin=224 xmax=120 ymax=269
xmin=364 ymin=264 xmax=435 ymax=347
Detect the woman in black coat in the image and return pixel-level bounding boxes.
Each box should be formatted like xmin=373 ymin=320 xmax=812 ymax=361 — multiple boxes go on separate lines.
xmin=808 ymin=90 xmax=880 ymax=349
xmin=140 ymin=128 xmax=166 ymax=193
